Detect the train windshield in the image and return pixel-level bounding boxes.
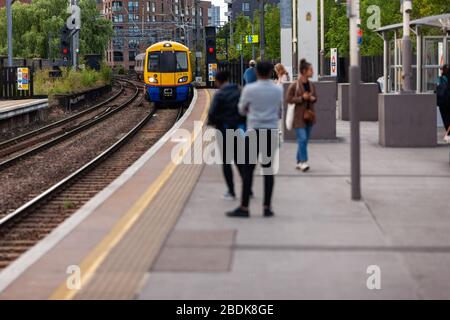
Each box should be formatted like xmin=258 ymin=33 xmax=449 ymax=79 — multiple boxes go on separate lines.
xmin=147 ymin=51 xmax=188 ymax=73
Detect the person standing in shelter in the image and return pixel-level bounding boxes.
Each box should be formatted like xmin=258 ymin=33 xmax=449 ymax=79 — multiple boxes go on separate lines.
xmin=286 ymin=59 xmax=318 ymax=172
xmin=208 ymin=71 xmax=247 ymax=201
xmin=243 ymin=60 xmax=257 ymax=86
xmin=227 ymin=61 xmax=282 ymax=219
xmin=437 ymin=64 xmax=450 ymax=143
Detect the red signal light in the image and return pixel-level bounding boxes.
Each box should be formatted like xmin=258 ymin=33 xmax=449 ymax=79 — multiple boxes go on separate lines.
xmin=208 ymin=47 xmax=214 ymax=54
xmin=62 ymin=48 xmax=69 ymax=55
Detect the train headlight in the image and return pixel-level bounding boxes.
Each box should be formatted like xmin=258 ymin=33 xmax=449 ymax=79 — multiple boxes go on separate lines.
xmin=149 ymin=77 xmax=158 ymax=84
xmin=178 ymin=76 xmax=188 ymax=83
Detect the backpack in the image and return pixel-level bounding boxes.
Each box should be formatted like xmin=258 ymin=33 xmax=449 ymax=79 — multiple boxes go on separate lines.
xmin=436 ymin=76 xmax=450 ymax=107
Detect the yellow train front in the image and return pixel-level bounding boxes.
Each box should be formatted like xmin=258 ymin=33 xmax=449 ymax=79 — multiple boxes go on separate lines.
xmin=143 ymin=41 xmax=193 ymax=106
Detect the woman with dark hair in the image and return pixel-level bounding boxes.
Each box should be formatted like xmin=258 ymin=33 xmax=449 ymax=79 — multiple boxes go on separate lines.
xmin=437 ymin=64 xmax=450 ymax=142
xmin=286 ymin=59 xmax=317 ymax=171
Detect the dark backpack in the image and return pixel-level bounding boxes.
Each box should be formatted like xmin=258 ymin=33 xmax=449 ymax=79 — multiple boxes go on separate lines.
xmin=436 ymin=77 xmax=450 ymax=107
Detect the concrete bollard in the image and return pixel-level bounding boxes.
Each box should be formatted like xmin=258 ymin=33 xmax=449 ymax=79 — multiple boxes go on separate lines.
xmin=378 ymin=93 xmax=437 ymax=147
xmin=282 ymin=81 xmax=337 ymax=141
xmin=338 ymin=83 xmax=379 ymax=121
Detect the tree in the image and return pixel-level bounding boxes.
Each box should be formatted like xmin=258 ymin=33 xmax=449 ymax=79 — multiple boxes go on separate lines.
xmin=0 ymin=0 xmax=112 ymax=59
xmin=325 ymin=0 xmax=450 ymax=57
xmin=216 ymin=4 xmax=281 ymax=61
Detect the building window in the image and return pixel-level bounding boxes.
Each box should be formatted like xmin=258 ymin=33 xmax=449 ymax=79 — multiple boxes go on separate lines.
xmin=129 ymin=39 xmax=139 ymax=49
xmin=112 ymin=1 xmax=122 ymax=11
xmin=113 ymin=51 xmax=124 ymax=62
xmin=128 ymin=14 xmax=139 ymax=22
xmin=129 ymin=51 xmax=136 ymax=61
xmin=112 ymin=14 xmax=124 ymax=22
xmin=128 ymin=1 xmax=139 ymax=12
xmin=242 ymin=2 xmax=250 ymax=12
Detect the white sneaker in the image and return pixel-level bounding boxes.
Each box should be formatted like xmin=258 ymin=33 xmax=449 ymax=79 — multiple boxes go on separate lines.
xmin=300 ymin=162 xmax=310 ymax=172
xmin=296 ymin=162 xmax=303 ymax=170
xmin=222 ymin=192 xmax=236 ymax=201
xmin=444 ymin=135 xmax=450 ymax=144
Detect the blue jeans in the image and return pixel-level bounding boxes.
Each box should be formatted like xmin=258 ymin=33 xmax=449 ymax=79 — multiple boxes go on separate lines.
xmin=295 ymin=126 xmax=312 ymax=163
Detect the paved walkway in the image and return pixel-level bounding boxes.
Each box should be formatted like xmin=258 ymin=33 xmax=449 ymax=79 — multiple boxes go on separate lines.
xmin=138 ymin=121 xmax=450 ymax=300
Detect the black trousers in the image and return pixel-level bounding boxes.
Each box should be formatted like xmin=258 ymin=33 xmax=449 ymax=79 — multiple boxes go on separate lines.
xmin=439 ymin=105 xmax=450 ymax=135
xmin=217 ymin=127 xmax=246 ymax=196
xmin=241 ymin=129 xmax=278 ymax=209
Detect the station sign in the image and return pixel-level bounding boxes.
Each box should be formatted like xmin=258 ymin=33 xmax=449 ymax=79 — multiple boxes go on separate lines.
xmin=330 ymin=48 xmax=338 ymax=77
xmin=17 ymin=67 xmax=30 ymax=91
xmin=208 ymin=63 xmax=218 ymax=82
xmin=245 ymin=35 xmax=259 ymax=44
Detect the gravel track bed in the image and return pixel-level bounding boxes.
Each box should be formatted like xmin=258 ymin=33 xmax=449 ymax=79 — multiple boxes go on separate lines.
xmin=0 ymin=108 xmax=180 ymax=268
xmin=0 ymin=89 xmax=148 ymax=219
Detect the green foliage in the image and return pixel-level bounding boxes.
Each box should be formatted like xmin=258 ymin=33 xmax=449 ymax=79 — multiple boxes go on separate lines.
xmin=325 ymin=0 xmax=450 ymax=57
xmin=219 ymin=4 xmax=280 ymax=61
xmin=34 ymin=67 xmax=111 ymax=96
xmin=0 ymin=0 xmax=112 ymax=59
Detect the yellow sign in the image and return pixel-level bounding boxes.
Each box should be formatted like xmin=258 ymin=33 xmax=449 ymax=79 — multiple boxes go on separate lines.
xmin=17 ymin=67 xmax=30 ymax=91
xmin=245 ymin=35 xmax=259 ymax=44
xmin=208 ymin=63 xmax=218 ymax=82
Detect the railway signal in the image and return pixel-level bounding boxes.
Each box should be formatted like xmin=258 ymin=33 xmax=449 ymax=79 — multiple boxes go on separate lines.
xmin=205 ymin=26 xmax=217 ymax=87
xmin=60 ymin=26 xmax=72 ymax=66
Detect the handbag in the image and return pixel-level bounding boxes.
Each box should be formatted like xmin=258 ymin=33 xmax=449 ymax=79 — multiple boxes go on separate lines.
xmin=304 ymin=107 xmax=316 ymax=123
xmin=286 ymin=103 xmax=295 ymax=130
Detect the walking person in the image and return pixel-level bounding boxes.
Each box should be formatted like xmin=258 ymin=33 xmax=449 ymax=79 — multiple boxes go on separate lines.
xmin=227 ymin=61 xmax=282 ymax=218
xmin=437 ymin=64 xmax=450 ymax=143
xmin=243 ymin=60 xmax=257 ymax=86
xmin=274 ymin=63 xmax=290 ymax=85
xmin=286 ymin=59 xmax=317 ymax=172
xmin=208 ymin=71 xmax=247 ymax=200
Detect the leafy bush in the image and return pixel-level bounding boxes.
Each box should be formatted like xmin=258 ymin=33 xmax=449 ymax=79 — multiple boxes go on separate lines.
xmin=33 ymin=66 xmax=113 ymax=96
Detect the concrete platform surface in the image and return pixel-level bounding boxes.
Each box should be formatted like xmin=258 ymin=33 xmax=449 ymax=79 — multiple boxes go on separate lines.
xmin=0 ymin=98 xmax=48 ymax=120
xmin=139 ymin=121 xmax=450 ymax=300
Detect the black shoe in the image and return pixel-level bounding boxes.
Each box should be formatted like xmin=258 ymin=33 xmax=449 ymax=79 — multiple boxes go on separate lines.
xmin=226 ymin=207 xmax=250 ymax=218
xmin=264 ymin=208 xmax=275 ymax=218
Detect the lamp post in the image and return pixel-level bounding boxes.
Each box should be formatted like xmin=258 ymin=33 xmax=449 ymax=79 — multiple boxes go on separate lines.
xmin=401 ymin=0 xmax=413 ymax=92
xmin=259 ymin=0 xmax=265 ymax=60
xmin=320 ymin=0 xmax=325 ymax=76
xmin=348 ymin=0 xmax=361 ymax=200
xmin=6 ymin=0 xmax=14 ymax=67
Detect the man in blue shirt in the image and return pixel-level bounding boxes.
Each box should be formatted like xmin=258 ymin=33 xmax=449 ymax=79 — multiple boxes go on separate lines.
xmin=243 ymin=60 xmax=257 ymax=86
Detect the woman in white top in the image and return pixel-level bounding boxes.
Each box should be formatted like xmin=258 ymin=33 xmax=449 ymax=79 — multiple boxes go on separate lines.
xmin=274 ymin=63 xmax=290 ymax=85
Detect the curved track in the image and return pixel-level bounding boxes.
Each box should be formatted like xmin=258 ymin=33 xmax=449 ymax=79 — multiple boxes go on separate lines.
xmin=0 ymin=82 xmax=185 ymax=268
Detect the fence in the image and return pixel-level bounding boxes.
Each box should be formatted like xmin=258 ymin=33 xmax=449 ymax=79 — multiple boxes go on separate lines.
xmin=0 ymin=67 xmax=34 ymax=99
xmin=324 ymin=56 xmax=384 ymax=83
xmin=0 ymin=56 xmax=65 ymax=70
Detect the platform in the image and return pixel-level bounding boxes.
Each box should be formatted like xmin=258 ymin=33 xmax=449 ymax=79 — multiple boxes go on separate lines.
xmin=0 ymin=99 xmax=49 ymax=120
xmin=0 ymin=89 xmax=450 ymax=300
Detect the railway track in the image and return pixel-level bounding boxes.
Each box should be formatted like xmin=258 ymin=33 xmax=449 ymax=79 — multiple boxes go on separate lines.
xmin=0 ymin=99 xmax=185 ymax=269
xmin=0 ymin=79 xmax=138 ymax=170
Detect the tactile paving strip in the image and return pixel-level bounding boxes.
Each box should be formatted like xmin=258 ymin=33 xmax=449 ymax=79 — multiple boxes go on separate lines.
xmin=73 ymin=96 xmax=210 ymax=299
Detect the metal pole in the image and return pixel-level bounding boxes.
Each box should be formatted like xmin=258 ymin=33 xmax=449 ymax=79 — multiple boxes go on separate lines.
xmin=195 ymin=0 xmax=200 ymax=79
xmin=259 ymin=0 xmax=265 ymax=60
xmin=401 ymin=0 xmax=413 ymax=93
xmin=349 ymin=0 xmax=361 ymax=201
xmin=383 ymin=32 xmax=389 ymax=93
xmin=6 ymin=0 xmax=13 ymax=67
xmin=320 ymin=0 xmax=325 ymax=77
xmin=416 ymin=26 xmax=422 ymax=93
xmin=252 ymin=23 xmax=255 ymax=60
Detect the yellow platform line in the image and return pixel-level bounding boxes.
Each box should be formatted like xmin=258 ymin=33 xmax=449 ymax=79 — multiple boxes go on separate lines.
xmin=50 ymin=90 xmax=211 ymax=300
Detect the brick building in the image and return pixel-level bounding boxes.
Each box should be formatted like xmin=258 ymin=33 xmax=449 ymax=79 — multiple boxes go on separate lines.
xmin=102 ymin=0 xmax=211 ymax=70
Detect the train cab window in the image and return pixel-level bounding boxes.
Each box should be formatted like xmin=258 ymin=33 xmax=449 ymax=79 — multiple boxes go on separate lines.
xmin=147 ymin=51 xmax=189 ymax=73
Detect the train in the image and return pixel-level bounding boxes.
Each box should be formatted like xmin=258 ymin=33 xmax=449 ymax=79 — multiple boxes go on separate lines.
xmin=135 ymin=41 xmax=193 ymax=107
